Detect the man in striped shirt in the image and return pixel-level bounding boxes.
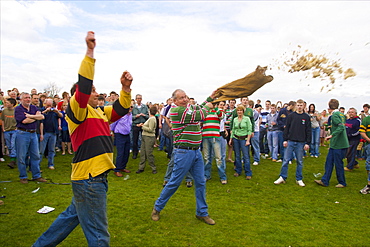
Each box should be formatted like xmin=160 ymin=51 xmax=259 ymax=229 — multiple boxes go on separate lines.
xmin=152 ymin=89 xmax=216 ymax=225
xmin=202 ymin=104 xmax=227 ymax=184
xmin=34 ymin=31 xmax=132 ymax=247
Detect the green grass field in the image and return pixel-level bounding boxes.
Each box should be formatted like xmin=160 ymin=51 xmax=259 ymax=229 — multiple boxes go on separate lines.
xmin=0 ymin=145 xmax=368 ymax=247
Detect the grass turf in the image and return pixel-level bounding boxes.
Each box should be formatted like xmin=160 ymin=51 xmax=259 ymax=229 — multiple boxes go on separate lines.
xmin=0 ymin=145 xmax=368 ymax=246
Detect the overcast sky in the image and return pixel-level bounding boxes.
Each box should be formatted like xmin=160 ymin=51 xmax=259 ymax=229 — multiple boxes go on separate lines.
xmin=1 ymin=0 xmax=369 ymax=111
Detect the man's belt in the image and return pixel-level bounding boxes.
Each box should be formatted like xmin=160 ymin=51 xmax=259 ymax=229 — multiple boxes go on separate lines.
xmin=234 ymin=134 xmax=247 ymax=140
xmin=17 ymin=127 xmax=36 ymax=133
xmin=174 ymin=145 xmax=199 ymax=150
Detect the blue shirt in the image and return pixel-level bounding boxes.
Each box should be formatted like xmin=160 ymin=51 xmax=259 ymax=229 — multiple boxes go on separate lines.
xmin=14 ymin=104 xmax=39 ymax=130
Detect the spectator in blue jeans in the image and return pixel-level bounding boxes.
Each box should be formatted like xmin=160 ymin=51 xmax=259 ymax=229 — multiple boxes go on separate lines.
xmin=274 ymin=99 xmax=311 ymax=187
xmin=229 ymin=105 xmax=253 ymax=179
xmin=110 ymin=106 xmax=133 ymax=177
xmin=308 ymin=103 xmax=321 ymax=158
xmin=14 ymin=93 xmax=46 ymax=184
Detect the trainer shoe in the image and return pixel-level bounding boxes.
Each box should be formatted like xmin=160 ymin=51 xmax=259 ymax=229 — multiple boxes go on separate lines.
xmin=354 ymin=164 xmax=360 ymax=169
xmin=221 ymin=180 xmax=227 ymax=185
xmin=314 ymin=180 xmax=327 ymax=187
xmin=276 ymin=159 xmax=282 ymax=162
xmin=296 ymin=180 xmax=305 ymax=187
xmin=196 ymin=215 xmax=215 ymax=225
xmin=359 ymin=185 xmax=370 ymax=194
xmin=151 ymin=208 xmax=160 ymax=221
xmin=344 ymin=167 xmax=352 ymax=172
xmin=0 ymin=158 xmax=5 ymax=162
xmin=186 ymin=181 xmax=193 ymax=187
xmin=48 ymin=166 xmax=55 ymax=170
xmin=246 ymin=176 xmax=252 ymax=180
xmin=272 ymin=159 xmax=277 ymax=162
xmin=274 ymin=176 xmax=285 ymax=185
xmin=252 ymin=162 xmax=259 ymax=166
xmin=335 ymin=184 xmax=346 ymax=188
xmin=289 ymin=161 xmax=292 ymax=164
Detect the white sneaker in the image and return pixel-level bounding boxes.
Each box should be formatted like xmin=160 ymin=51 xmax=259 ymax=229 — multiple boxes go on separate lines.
xmin=276 ymin=159 xmax=282 ymax=162
xmin=0 ymin=158 xmax=5 ymax=162
xmin=296 ymin=180 xmax=305 ymax=187
xmin=289 ymin=161 xmax=292 ymax=164
xmin=253 ymin=162 xmax=259 ymax=166
xmin=274 ymin=176 xmax=286 ymax=185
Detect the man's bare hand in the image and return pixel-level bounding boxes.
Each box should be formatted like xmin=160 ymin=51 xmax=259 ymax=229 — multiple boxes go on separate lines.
xmin=121 ymin=71 xmax=133 ymax=93
xmin=206 ymin=102 xmax=214 ymax=109
xmin=210 ymin=90 xmax=218 ymax=99
xmin=85 ymin=31 xmax=96 ymax=58
xmin=86 ymin=31 xmax=96 ymax=50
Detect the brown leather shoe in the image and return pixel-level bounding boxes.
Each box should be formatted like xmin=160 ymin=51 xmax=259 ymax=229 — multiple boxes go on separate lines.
xmin=314 ymin=180 xmax=327 ymax=187
xmin=114 ymin=171 xmax=123 ymax=177
xmin=121 ymin=169 xmax=131 ymax=173
xmin=7 ymin=161 xmax=16 ymax=169
xmin=20 ymin=179 xmax=28 ymax=184
xmin=33 ymin=177 xmax=47 ymax=183
xmin=196 ymin=215 xmax=215 ymax=225
xmin=151 ymin=208 xmax=160 ymax=221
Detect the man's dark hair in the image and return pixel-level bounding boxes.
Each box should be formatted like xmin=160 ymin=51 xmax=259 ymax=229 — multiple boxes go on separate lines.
xmin=328 ymin=99 xmax=339 ymax=110
xmin=363 ymin=103 xmax=369 ymax=108
xmin=98 ymin=96 xmax=105 ymax=101
xmin=7 ymin=98 xmax=16 ymax=106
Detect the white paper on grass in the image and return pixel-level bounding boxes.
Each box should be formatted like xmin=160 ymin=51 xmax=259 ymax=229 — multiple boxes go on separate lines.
xmin=37 ymin=206 xmax=55 ymax=214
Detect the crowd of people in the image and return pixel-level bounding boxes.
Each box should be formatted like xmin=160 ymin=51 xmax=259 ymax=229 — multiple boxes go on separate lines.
xmin=0 ymin=31 xmax=369 ymax=246
xmin=1 ymin=83 xmax=370 ymax=190
xmin=1 ymin=87 xmax=369 ymax=193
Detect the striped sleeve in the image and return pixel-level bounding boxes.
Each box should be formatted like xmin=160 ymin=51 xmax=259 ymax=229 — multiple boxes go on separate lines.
xmin=67 ymin=55 xmax=95 ymax=133
xmin=104 ymin=90 xmax=131 ymax=123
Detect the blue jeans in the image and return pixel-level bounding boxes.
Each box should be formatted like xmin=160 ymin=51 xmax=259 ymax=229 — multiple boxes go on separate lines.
xmin=232 ymin=138 xmax=252 ymax=176
xmin=33 ymin=172 xmax=110 ymax=247
xmin=310 ymin=127 xmax=320 ymax=156
xmin=39 ymin=132 xmax=57 ymax=167
xmin=16 ymin=130 xmax=41 ymax=180
xmin=267 ymin=131 xmax=279 ymax=160
xmin=203 ymin=138 xmax=227 ymax=181
xmin=346 ymin=139 xmax=360 ymax=169
xmin=4 ymin=130 xmax=16 ymax=158
xmin=279 ymin=141 xmax=305 ymax=181
xmin=155 ymin=148 xmax=209 ymax=217
xmin=251 ymin=131 xmax=260 ymax=163
xmin=164 ymin=152 xmax=193 ymax=182
xmin=114 ymin=133 xmax=130 ymax=171
xmin=365 ymin=145 xmax=370 ymax=181
xmin=321 ymin=148 xmax=347 ymax=186
xmin=159 ymin=130 xmax=170 ymax=151
xmin=259 ymin=126 xmax=269 ymax=154
xmin=277 ymin=130 xmax=285 ymax=160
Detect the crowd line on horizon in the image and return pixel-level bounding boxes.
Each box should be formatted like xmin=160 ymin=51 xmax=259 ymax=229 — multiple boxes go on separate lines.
xmin=0 ymin=87 xmax=369 ymax=194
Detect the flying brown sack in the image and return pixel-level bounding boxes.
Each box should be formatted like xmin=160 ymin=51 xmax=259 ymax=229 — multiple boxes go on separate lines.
xmin=213 ymin=66 xmax=273 ymax=103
